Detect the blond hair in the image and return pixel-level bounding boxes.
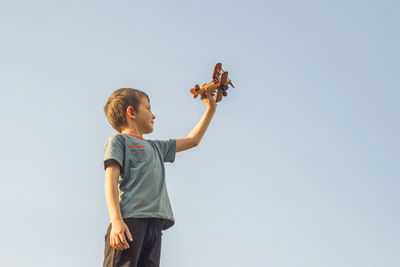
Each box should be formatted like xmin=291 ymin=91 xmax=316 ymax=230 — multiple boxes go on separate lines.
xmin=104 ymin=88 xmax=149 ymax=132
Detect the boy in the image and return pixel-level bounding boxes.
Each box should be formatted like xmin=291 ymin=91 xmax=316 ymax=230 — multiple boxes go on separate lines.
xmin=102 ymin=87 xmax=217 ymax=267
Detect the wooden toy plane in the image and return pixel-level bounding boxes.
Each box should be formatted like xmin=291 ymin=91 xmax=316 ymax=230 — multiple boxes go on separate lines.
xmin=189 ymin=62 xmax=234 ymax=102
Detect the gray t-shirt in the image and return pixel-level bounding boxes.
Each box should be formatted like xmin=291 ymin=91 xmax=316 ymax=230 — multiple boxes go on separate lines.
xmin=103 ymin=133 xmax=176 ymax=230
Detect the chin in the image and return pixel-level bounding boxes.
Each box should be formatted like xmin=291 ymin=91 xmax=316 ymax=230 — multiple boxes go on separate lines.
xmin=147 ymin=127 xmax=154 ymax=134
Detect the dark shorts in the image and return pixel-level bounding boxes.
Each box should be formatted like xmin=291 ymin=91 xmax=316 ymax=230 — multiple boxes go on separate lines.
xmin=103 ymin=217 xmax=165 ymax=267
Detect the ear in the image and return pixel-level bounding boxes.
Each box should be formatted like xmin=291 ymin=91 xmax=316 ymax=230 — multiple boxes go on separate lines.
xmin=126 ymin=105 xmax=136 ymax=119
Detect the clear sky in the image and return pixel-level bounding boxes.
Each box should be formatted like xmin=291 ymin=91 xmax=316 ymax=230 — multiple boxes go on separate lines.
xmin=0 ymin=0 xmax=399 ymax=266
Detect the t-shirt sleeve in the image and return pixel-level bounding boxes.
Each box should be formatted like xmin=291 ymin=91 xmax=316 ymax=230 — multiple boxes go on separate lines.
xmin=152 ymin=139 xmax=176 ymax=163
xmin=103 ymin=134 xmax=125 ymax=170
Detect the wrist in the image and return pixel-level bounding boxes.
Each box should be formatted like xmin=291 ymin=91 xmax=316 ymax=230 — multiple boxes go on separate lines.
xmin=111 ymin=217 xmax=124 ymax=225
xmin=207 ymin=105 xmax=216 ymax=112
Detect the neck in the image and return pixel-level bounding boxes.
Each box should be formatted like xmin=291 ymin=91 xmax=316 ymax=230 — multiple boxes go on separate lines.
xmin=121 ymin=128 xmax=142 ymax=138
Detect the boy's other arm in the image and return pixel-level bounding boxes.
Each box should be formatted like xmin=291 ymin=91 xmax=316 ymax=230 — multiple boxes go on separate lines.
xmin=104 ymin=160 xmax=133 ymax=250
xmin=176 ymin=88 xmax=217 ymax=152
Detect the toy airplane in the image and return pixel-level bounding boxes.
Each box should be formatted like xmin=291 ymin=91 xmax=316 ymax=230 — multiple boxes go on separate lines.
xmin=189 ymin=63 xmax=234 ymax=102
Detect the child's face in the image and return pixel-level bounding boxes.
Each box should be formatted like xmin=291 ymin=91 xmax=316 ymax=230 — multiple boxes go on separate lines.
xmin=135 ymin=96 xmax=156 ymax=134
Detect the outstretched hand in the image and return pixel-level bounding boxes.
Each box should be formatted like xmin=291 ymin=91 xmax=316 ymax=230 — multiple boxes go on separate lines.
xmin=200 ymin=87 xmax=217 ymax=110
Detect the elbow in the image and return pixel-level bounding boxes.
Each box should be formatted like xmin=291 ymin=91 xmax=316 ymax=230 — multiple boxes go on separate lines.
xmin=192 ymin=139 xmax=199 ymax=147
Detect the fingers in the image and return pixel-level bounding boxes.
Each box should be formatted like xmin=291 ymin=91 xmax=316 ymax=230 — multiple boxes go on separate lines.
xmin=110 ymin=235 xmax=124 ymax=251
xmin=207 ymin=88 xmax=216 ymax=101
xmin=110 ymin=227 xmax=133 ymax=251
xmin=126 ymin=227 xmax=133 ymax=242
xmin=119 ymin=233 xmax=130 ymax=249
xmin=210 ymin=91 xmax=215 ymax=98
xmin=207 ymin=87 xmax=215 ymax=98
xmin=201 ymin=87 xmax=215 ymax=100
xmin=110 ymin=234 xmax=129 ymax=250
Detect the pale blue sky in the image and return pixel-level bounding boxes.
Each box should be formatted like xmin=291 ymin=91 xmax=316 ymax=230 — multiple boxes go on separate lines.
xmin=0 ymin=0 xmax=399 ymax=266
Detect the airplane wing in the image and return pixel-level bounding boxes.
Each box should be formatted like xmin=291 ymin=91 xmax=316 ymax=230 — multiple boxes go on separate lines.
xmin=212 ymin=63 xmax=222 ymax=81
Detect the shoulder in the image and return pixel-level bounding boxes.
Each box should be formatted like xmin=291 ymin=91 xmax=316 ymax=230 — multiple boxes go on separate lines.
xmin=106 ymin=133 xmax=121 ymax=139
xmin=146 ymin=139 xmax=176 ymax=162
xmin=146 ymin=138 xmax=176 ymax=146
xmin=147 ymin=138 xmax=176 ymax=142
xmin=146 ymin=138 xmax=176 ymax=152
xmin=104 ymin=133 xmax=127 ymax=147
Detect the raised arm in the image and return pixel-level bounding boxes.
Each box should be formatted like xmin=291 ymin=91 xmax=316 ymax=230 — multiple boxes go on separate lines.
xmin=176 ymin=87 xmax=217 ymax=152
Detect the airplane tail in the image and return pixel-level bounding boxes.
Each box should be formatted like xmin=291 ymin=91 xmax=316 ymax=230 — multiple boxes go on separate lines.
xmin=189 ymin=84 xmax=200 ymax=98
